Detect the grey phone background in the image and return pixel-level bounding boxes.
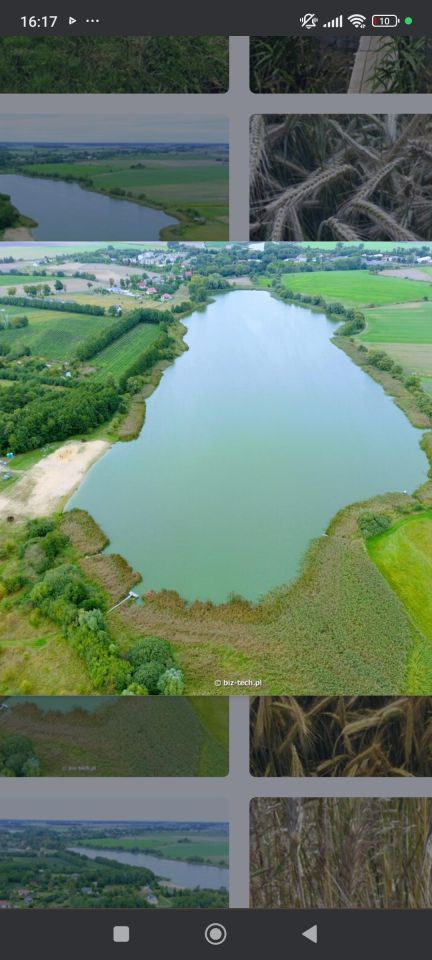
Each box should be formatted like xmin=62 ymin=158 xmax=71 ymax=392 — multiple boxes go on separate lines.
xmin=0 ymin=35 xmax=431 ymax=910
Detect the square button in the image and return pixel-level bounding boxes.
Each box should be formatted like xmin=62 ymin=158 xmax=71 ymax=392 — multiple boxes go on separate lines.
xmin=113 ymin=926 xmax=130 ymax=943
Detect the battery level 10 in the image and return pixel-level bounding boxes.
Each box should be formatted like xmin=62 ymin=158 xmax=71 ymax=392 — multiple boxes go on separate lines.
xmin=372 ymin=14 xmax=400 ymax=26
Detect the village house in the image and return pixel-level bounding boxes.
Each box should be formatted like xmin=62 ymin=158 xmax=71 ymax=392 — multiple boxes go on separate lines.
xmin=160 ymin=293 xmax=173 ymax=301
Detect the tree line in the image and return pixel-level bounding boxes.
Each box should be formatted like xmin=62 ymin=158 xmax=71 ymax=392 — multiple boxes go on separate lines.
xmin=0 ymin=295 xmax=105 ymax=315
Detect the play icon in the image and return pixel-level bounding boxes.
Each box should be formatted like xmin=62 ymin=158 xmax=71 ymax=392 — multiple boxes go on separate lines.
xmin=302 ymin=925 xmax=318 ymax=944
xmin=68 ymin=16 xmax=77 ymax=24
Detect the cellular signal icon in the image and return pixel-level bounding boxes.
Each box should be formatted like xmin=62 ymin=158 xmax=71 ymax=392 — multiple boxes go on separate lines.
xmin=323 ymin=14 xmax=344 ymax=26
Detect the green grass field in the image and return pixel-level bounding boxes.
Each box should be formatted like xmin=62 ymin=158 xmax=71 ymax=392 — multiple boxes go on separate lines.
xmin=0 ymin=306 xmax=108 ymax=357
xmin=360 ymin=302 xmax=432 ymax=344
xmin=93 ymin=324 xmax=161 ymax=380
xmin=0 ymin=274 xmax=63 ymax=286
xmin=273 ymin=271 xmax=432 ymax=307
xmin=88 ymin=832 xmax=229 ymax=865
xmin=368 ymin=512 xmax=432 ymax=693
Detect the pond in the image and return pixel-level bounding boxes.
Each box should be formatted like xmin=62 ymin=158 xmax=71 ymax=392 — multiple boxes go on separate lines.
xmin=68 ymin=290 xmax=429 ymax=603
xmin=69 ymin=847 xmax=229 ymax=890
xmin=0 ymin=173 xmax=178 ymax=239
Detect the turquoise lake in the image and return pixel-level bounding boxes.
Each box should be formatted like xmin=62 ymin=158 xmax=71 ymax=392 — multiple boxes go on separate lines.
xmin=68 ymin=290 xmax=429 ymax=603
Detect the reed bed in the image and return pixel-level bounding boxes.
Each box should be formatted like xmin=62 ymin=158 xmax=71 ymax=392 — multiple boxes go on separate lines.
xmin=250 ymin=797 xmax=432 ymax=908
xmin=250 ymin=114 xmax=432 ymax=241
xmin=250 ymin=697 xmax=432 ymax=777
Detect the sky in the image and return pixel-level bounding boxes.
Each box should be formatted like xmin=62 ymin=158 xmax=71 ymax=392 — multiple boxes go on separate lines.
xmin=0 ymin=104 xmax=228 ymax=143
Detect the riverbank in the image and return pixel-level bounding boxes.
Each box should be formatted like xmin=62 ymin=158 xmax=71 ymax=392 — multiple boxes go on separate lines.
xmin=0 ymin=440 xmax=109 ymax=520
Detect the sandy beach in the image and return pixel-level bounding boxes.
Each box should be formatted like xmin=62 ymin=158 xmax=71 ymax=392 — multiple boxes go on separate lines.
xmin=1 ymin=226 xmax=35 ymax=241
xmin=0 ymin=440 xmax=109 ymax=520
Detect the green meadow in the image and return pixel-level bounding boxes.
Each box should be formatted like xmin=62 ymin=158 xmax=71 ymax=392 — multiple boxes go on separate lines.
xmin=274 ymin=270 xmax=432 ymax=306
xmin=368 ymin=513 xmax=432 ymax=693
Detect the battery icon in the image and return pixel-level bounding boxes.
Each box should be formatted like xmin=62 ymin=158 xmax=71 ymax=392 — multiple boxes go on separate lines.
xmin=372 ymin=14 xmax=400 ymax=26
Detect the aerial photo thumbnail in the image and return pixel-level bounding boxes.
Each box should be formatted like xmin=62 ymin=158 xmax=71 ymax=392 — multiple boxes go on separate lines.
xmin=0 ymin=36 xmax=229 ymax=93
xmin=250 ymin=798 xmax=432 ymax=909
xmin=0 ymin=818 xmax=229 ymax=908
xmin=0 ymin=240 xmax=432 ymax=696
xmin=0 ymin=696 xmax=228 ymax=777
xmin=0 ymin=105 xmax=229 ymax=241
xmin=250 ymin=36 xmax=432 ymax=93
xmin=250 ymin=114 xmax=432 ymax=241
xmin=250 ymin=697 xmax=432 ymax=777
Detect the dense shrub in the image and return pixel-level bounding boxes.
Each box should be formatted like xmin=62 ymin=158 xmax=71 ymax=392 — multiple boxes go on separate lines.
xmin=158 ymin=668 xmax=185 ymax=695
xmin=0 ymin=735 xmax=40 ymax=777
xmin=358 ymin=512 xmax=392 ymax=539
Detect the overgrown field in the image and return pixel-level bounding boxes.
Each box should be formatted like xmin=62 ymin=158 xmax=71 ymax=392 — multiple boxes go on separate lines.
xmin=250 ymin=696 xmax=432 ymax=776
xmin=250 ymin=797 xmax=432 ymax=908
xmin=0 ymin=696 xmax=228 ymax=776
xmin=0 ymin=36 xmax=229 ymax=93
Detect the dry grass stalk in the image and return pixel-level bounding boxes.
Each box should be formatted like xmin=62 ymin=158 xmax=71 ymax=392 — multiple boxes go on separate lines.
xmin=250 ymin=797 xmax=432 ymax=908
xmin=250 ymin=697 xmax=432 ymax=777
xmin=250 ymin=114 xmax=432 ymax=240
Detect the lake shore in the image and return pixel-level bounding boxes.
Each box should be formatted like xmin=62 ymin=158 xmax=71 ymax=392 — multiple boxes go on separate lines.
xmin=1 ymin=168 xmax=201 ymax=241
xmin=0 ymin=440 xmax=109 ymax=519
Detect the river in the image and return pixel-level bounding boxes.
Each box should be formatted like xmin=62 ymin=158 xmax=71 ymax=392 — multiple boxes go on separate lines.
xmin=68 ymin=290 xmax=429 ymax=603
xmin=0 ymin=174 xmax=178 ymax=239
xmin=69 ymin=847 xmax=229 ymax=890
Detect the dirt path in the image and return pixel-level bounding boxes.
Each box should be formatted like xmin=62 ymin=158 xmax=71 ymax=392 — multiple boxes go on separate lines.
xmin=0 ymin=440 xmax=109 ymax=520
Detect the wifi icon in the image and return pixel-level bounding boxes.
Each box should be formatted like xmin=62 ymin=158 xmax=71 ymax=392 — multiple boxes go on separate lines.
xmin=348 ymin=13 xmax=367 ymax=26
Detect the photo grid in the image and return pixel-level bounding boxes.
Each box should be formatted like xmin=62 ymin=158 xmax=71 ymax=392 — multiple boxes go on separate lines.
xmin=0 ymin=26 xmax=432 ymax=927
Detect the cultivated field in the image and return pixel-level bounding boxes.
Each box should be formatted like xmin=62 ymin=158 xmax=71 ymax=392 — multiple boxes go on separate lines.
xmin=360 ymin=301 xmax=432 ymax=343
xmin=89 ymin=831 xmax=229 ymax=865
xmin=0 ymin=696 xmax=228 ymax=777
xmin=0 ymin=306 xmax=108 ymax=356
xmin=92 ymin=324 xmax=161 ymax=380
